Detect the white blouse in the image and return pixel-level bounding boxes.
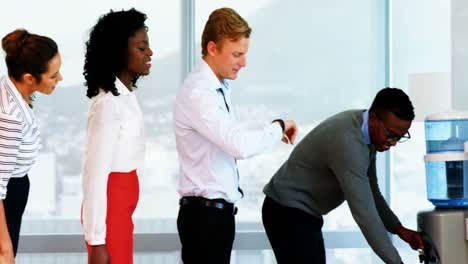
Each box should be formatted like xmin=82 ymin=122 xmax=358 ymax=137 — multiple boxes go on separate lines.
xmin=81 ymin=78 xmax=145 ymax=245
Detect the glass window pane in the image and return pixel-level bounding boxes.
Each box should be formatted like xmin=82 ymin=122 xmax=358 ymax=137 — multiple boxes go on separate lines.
xmin=0 ymin=0 xmax=183 ymax=235
xmin=0 ymin=0 xmax=399 ymax=260
xmin=390 ymin=0 xmax=450 ymax=262
xmin=195 ymin=0 xmax=387 ymax=232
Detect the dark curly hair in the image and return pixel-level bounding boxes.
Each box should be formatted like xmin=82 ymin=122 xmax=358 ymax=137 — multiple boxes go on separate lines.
xmin=83 ymin=8 xmax=148 ymax=99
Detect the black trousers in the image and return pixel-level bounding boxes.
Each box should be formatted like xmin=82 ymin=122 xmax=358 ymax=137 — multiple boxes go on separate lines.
xmin=177 ymin=198 xmax=235 ymax=264
xmin=262 ymin=196 xmax=326 ymax=264
xmin=4 ymin=175 xmax=30 ymax=256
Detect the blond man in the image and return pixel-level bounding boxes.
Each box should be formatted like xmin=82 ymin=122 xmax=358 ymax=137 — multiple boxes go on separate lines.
xmin=173 ymin=7 xmax=297 ymax=264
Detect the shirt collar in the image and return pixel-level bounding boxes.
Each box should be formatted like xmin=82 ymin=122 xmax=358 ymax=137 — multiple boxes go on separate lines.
xmin=221 ymin=79 xmax=231 ymax=91
xmin=115 ymin=77 xmax=132 ymax=96
xmin=199 ymin=59 xmax=230 ymax=91
xmin=361 ymin=110 xmax=371 ymax=145
xmin=3 ymin=76 xmax=34 ymax=124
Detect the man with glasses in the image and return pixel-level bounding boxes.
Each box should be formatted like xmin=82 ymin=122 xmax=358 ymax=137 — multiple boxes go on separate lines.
xmin=378 ymin=117 xmax=411 ymax=142
xmin=262 ymin=88 xmax=423 ymax=264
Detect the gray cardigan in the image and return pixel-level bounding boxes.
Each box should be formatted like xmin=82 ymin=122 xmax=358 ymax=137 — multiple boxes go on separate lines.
xmin=264 ymin=109 xmax=402 ymax=264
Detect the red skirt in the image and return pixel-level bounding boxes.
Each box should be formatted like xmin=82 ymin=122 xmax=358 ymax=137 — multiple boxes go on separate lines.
xmin=85 ymin=169 xmax=140 ymax=264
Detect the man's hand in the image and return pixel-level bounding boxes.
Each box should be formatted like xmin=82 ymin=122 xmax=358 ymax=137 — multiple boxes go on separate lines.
xmin=89 ymin=245 xmax=110 ymax=264
xmin=282 ymin=120 xmax=298 ymax=145
xmin=395 ymin=224 xmax=423 ymax=250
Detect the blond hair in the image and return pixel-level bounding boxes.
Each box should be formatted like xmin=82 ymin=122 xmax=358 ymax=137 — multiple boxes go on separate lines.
xmin=201 ymin=7 xmax=251 ymax=57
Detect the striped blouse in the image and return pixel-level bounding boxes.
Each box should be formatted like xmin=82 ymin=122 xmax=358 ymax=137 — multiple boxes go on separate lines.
xmin=0 ymin=76 xmax=41 ymax=199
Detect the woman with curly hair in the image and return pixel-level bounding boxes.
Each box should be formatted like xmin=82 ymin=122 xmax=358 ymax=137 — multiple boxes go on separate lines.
xmin=0 ymin=29 xmax=62 ymax=263
xmin=81 ymin=8 xmax=152 ymax=264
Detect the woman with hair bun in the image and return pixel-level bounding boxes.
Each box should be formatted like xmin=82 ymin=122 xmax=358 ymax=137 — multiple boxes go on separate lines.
xmin=0 ymin=29 xmax=62 ymax=262
xmin=81 ymin=8 xmax=152 ymax=264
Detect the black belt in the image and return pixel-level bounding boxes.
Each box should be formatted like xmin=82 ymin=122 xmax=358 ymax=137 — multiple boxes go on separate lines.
xmin=180 ymin=197 xmax=238 ymax=215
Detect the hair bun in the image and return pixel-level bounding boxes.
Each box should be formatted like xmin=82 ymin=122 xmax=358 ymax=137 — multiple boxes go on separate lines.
xmin=2 ymin=29 xmax=30 ymax=56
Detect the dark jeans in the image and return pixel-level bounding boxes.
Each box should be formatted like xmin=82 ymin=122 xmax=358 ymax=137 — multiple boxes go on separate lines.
xmin=4 ymin=175 xmax=30 ymax=256
xmin=177 ymin=197 xmax=235 ymax=264
xmin=262 ymin=196 xmax=326 ymax=264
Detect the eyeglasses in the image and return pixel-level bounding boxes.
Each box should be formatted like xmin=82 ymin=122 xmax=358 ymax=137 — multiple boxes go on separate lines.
xmin=377 ymin=119 xmax=411 ymax=143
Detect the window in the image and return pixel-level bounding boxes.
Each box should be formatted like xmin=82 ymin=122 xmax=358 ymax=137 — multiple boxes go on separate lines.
xmin=390 ymin=0 xmax=450 ymax=263
xmin=195 ymin=0 xmax=387 ymax=262
xmin=0 ymin=0 xmax=183 ymax=234
xmin=0 ymin=0 xmax=432 ymax=263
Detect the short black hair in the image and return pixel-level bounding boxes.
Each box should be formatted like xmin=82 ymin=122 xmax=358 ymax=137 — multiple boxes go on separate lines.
xmin=2 ymin=29 xmax=58 ymax=82
xmin=83 ymin=8 xmax=148 ymax=99
xmin=369 ymin=87 xmax=415 ymax=121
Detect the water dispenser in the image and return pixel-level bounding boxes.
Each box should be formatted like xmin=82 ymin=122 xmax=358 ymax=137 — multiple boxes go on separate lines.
xmin=424 ymin=111 xmax=468 ymax=208
xmin=418 ymin=111 xmax=468 ymax=263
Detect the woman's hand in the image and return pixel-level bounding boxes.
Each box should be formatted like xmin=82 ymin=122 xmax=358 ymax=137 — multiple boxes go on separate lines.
xmin=89 ymin=245 xmax=110 ymax=264
xmin=0 ymin=201 xmax=14 ymax=264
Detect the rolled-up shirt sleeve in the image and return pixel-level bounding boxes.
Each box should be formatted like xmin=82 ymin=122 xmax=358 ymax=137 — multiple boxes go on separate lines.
xmin=82 ymin=97 xmax=120 ymax=245
xmin=0 ymin=113 xmax=22 ymax=200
